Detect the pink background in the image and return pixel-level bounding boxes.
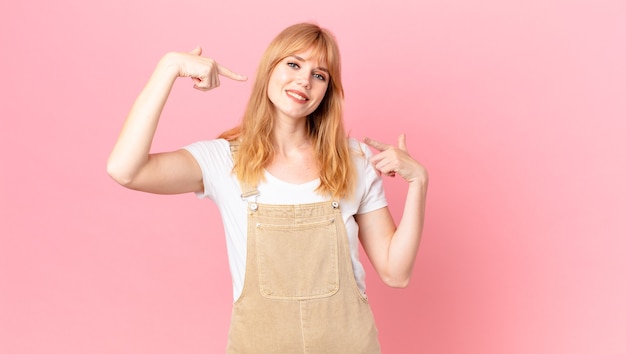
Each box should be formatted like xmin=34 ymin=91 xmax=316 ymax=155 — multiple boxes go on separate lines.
xmin=1 ymin=0 xmax=625 ymax=353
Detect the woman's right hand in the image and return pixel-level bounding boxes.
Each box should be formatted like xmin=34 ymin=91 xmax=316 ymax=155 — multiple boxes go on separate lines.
xmin=165 ymin=46 xmax=248 ymax=91
xmin=107 ymin=47 xmax=247 ymax=194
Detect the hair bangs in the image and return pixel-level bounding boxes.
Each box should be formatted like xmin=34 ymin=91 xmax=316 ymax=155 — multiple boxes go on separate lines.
xmin=221 ymin=23 xmax=354 ymax=199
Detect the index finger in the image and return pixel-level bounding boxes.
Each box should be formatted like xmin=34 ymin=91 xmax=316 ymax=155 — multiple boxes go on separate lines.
xmin=363 ymin=137 xmax=391 ymax=152
xmin=217 ymin=63 xmax=248 ymax=82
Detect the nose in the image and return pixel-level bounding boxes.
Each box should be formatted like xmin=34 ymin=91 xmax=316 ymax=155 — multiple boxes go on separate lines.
xmin=296 ymin=72 xmax=311 ymax=89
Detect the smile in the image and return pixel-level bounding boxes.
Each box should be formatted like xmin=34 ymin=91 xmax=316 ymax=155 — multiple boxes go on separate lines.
xmin=286 ymin=90 xmax=309 ymax=101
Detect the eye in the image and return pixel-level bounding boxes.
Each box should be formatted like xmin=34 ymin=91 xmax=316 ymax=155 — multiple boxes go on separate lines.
xmin=287 ymin=62 xmax=300 ymax=69
xmin=313 ymin=73 xmax=326 ymax=81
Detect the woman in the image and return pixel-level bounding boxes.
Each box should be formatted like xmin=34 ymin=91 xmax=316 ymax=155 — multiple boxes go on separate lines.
xmin=108 ymin=23 xmax=428 ymax=353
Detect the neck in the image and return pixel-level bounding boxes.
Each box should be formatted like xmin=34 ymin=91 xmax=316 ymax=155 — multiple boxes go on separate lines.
xmin=271 ymin=116 xmax=311 ymax=155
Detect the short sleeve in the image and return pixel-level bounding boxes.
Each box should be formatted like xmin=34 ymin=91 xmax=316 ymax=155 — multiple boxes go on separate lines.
xmin=353 ymin=140 xmax=388 ymax=214
xmin=183 ymin=139 xmax=232 ymax=200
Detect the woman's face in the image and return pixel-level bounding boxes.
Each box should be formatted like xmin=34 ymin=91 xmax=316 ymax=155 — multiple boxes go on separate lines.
xmin=267 ymin=50 xmax=330 ymax=122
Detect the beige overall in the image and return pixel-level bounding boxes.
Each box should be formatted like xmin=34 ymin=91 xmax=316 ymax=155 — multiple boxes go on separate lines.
xmin=226 ymin=145 xmax=381 ymax=353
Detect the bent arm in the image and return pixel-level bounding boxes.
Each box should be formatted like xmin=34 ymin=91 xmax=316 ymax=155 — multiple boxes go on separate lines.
xmin=106 ymin=48 xmax=246 ymax=194
xmin=106 ymin=53 xmax=203 ymax=194
xmin=356 ymin=178 xmax=428 ymax=287
xmin=356 ymin=134 xmax=429 ymax=287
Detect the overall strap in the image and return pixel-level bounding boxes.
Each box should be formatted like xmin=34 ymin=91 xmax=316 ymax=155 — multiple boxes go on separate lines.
xmin=229 ymin=141 xmax=260 ymax=199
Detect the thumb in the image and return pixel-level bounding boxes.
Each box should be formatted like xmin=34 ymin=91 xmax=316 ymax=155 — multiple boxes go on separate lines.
xmin=189 ymin=46 xmax=202 ymax=56
xmin=398 ymin=133 xmax=407 ymax=152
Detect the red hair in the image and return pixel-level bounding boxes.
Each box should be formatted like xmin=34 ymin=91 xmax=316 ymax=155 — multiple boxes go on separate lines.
xmin=220 ymin=23 xmax=354 ymax=198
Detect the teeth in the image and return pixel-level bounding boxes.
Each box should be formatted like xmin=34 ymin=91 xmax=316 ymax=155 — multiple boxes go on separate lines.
xmin=287 ymin=91 xmax=307 ymax=100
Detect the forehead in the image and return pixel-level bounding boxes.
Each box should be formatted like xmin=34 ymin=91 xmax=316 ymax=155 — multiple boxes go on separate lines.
xmin=286 ymin=50 xmax=328 ymax=68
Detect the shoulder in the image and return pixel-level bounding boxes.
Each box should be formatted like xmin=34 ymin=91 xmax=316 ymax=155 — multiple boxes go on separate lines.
xmin=348 ymin=137 xmax=375 ymax=156
xmin=183 ymin=138 xmax=234 ymax=172
xmin=182 ymin=139 xmax=237 ymax=199
xmin=184 ymin=138 xmax=230 ymax=154
xmin=344 ymin=137 xmax=388 ymax=213
xmin=348 ymin=137 xmax=364 ymax=150
xmin=184 ymin=139 xmax=231 ymax=160
xmin=348 ymin=137 xmax=374 ymax=167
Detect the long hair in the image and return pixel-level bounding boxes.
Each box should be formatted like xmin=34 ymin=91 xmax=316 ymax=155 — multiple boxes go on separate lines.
xmin=220 ymin=23 xmax=354 ymax=199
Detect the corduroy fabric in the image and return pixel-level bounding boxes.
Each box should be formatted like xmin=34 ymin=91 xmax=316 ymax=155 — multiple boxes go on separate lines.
xmin=226 ymin=198 xmax=380 ymax=353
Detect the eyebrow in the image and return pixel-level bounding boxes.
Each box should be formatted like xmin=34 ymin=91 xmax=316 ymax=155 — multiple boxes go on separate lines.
xmin=290 ymin=55 xmax=329 ymax=73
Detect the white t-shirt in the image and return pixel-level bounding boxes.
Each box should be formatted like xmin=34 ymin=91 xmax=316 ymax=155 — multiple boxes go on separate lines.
xmin=184 ymin=138 xmax=387 ymax=301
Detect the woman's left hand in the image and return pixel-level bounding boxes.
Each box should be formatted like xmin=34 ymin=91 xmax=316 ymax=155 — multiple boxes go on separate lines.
xmin=364 ymin=134 xmax=428 ymax=184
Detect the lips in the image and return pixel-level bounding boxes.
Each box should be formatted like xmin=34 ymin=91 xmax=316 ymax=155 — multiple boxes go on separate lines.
xmin=285 ymin=89 xmax=309 ymax=102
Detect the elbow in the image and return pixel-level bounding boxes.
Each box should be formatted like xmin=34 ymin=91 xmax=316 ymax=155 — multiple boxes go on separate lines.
xmin=106 ymin=160 xmax=134 ymax=187
xmin=381 ymin=273 xmax=411 ymax=289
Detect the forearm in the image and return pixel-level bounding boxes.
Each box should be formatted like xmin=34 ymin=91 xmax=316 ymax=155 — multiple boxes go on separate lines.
xmin=386 ymin=178 xmax=428 ymax=286
xmin=107 ymin=54 xmax=179 ymax=184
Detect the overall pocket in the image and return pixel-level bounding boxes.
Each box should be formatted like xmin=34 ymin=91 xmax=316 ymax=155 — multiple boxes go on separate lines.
xmin=255 ymin=218 xmax=339 ymax=300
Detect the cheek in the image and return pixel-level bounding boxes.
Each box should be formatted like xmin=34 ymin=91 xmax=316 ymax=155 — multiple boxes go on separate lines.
xmin=267 ymin=75 xmax=283 ymax=102
xmin=270 ymin=67 xmax=290 ymax=83
xmin=267 ymin=86 xmax=280 ymax=107
xmin=314 ymin=84 xmax=329 ymax=101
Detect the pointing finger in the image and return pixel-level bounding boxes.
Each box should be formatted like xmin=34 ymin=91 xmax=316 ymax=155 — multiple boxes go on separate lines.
xmin=363 ymin=137 xmax=391 ymax=152
xmin=217 ymin=63 xmax=248 ymax=82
